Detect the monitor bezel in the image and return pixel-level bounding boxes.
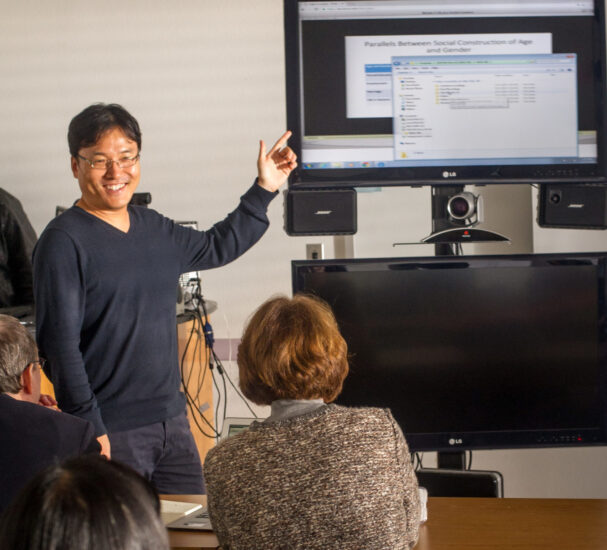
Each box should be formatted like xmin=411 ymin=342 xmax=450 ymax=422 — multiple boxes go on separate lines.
xmin=291 ymin=252 xmax=607 ymax=452
xmin=284 ymin=0 xmax=607 ymax=189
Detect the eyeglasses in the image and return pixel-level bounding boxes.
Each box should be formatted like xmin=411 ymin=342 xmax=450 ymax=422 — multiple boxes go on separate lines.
xmin=29 ymin=358 xmax=46 ymax=371
xmin=77 ymin=153 xmax=140 ymax=171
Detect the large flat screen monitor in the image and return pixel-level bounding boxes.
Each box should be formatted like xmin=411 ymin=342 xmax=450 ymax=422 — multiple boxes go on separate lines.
xmin=292 ymin=253 xmax=607 ymax=452
xmin=284 ymin=0 xmax=607 ymax=188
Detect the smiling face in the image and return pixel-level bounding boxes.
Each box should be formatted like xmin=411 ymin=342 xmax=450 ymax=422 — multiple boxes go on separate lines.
xmin=72 ymin=127 xmax=140 ymax=215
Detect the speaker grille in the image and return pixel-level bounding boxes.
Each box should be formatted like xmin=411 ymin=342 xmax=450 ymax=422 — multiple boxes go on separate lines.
xmin=284 ymin=189 xmax=357 ymax=235
xmin=538 ymin=184 xmax=607 ymax=229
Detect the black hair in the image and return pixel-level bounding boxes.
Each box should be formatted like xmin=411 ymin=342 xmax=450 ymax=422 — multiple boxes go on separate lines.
xmin=0 ymin=455 xmax=169 ymax=550
xmin=67 ymin=103 xmax=142 ymax=157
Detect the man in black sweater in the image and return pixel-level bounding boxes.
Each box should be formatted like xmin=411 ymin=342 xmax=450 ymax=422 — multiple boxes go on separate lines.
xmin=33 ymin=103 xmax=296 ymax=493
xmin=0 ymin=314 xmax=99 ymax=514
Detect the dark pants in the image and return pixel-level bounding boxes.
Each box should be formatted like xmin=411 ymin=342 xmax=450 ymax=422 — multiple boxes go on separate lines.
xmin=109 ymin=412 xmax=205 ymax=494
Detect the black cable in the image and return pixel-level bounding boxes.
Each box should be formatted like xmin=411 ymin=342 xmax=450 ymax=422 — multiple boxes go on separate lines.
xmin=211 ymin=360 xmax=222 ymax=431
xmin=185 ymin=315 xmax=200 ymax=390
xmin=179 ymin=309 xmax=219 ymax=438
xmin=221 ymin=366 xmax=227 ymax=427
xmin=194 ymin=295 xmax=225 ymax=435
xmin=193 ymin=283 xmax=259 ymax=421
xmin=216 ymin=361 xmax=228 ymax=434
xmin=182 ymin=361 xmax=218 ymax=436
xmin=179 ymin=280 xmax=259 ymax=442
xmin=210 ymin=346 xmax=258 ymax=419
xmin=181 ymin=348 xmax=217 ymax=439
xmin=191 ymin=305 xmax=219 ymax=436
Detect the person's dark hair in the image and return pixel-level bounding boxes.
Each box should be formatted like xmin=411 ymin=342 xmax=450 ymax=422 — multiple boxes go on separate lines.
xmin=0 ymin=455 xmax=169 ymax=550
xmin=0 ymin=314 xmax=38 ymax=394
xmin=238 ymin=294 xmax=349 ymax=405
xmin=67 ymin=103 xmax=142 ymax=157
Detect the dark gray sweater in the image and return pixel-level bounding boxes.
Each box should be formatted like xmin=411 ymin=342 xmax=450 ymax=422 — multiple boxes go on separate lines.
xmin=33 ymin=183 xmax=274 ymax=436
xmin=204 ymin=404 xmax=420 ymax=550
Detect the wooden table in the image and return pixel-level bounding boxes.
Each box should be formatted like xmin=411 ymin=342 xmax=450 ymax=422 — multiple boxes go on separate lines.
xmin=417 ymin=497 xmax=607 ymax=550
xmin=164 ymin=495 xmax=218 ymax=550
xmin=166 ymin=496 xmax=607 ymax=549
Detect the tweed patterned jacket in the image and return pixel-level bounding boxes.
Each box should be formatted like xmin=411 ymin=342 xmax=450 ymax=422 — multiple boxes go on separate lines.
xmin=204 ymin=404 xmax=420 ymax=549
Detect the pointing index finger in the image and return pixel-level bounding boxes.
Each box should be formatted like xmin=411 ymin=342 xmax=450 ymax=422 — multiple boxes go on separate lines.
xmin=267 ymin=130 xmax=292 ymax=157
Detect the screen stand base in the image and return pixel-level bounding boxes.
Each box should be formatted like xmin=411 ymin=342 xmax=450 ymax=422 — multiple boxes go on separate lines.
xmin=437 ymin=450 xmax=466 ymax=470
xmin=420 ymin=452 xmax=505 ymax=497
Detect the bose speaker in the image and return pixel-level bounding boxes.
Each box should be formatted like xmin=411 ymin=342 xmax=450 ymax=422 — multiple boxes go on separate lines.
xmin=284 ymin=189 xmax=357 ymax=236
xmin=538 ymin=183 xmax=607 ymax=229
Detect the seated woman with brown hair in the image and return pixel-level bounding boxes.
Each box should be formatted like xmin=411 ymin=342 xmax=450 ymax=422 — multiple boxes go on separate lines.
xmin=203 ymin=293 xmax=420 ymax=550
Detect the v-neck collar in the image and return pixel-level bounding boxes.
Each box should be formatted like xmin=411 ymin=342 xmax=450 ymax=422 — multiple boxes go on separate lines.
xmin=73 ymin=204 xmax=133 ymax=235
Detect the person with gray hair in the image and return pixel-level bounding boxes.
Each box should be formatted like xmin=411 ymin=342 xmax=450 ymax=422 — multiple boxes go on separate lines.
xmin=0 ymin=314 xmax=47 ymax=401
xmin=0 ymin=314 xmax=99 ymax=514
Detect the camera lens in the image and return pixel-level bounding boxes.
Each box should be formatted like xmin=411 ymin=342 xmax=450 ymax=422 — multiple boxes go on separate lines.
xmin=449 ymin=197 xmax=470 ymax=217
xmin=447 ymin=193 xmax=476 ymax=220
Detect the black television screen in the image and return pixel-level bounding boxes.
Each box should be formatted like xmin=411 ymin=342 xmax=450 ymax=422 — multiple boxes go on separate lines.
xmin=284 ymin=0 xmax=607 ymax=187
xmin=292 ymin=253 xmax=607 ymax=452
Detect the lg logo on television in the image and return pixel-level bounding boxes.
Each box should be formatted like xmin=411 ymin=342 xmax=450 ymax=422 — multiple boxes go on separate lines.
xmin=448 ymin=438 xmax=463 ymax=446
xmin=442 ymin=171 xmax=457 ymax=178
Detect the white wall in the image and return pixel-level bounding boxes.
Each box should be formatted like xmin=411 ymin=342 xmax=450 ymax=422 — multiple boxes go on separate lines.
xmin=2 ymin=0 xmax=606 ymax=498
xmin=0 ymin=0 xmax=304 ymax=332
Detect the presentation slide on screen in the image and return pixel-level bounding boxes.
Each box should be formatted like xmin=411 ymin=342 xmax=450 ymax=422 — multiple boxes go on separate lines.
xmin=345 ymin=33 xmax=552 ymax=118
xmin=392 ymin=53 xmax=578 ymax=161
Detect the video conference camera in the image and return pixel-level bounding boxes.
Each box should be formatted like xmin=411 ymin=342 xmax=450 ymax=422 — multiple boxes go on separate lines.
xmin=447 ymin=192 xmax=483 ymax=225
